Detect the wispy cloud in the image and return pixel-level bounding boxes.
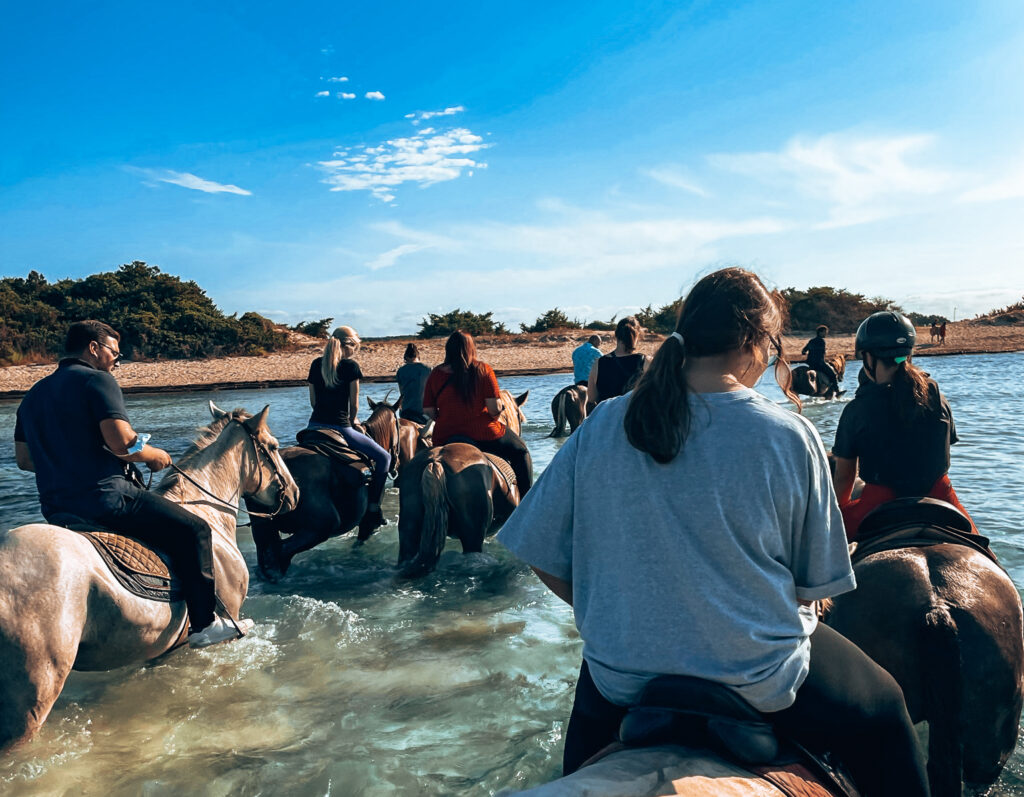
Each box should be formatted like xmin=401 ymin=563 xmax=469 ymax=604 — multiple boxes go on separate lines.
xmin=404 ymin=106 xmax=465 ymax=125
xmin=339 ymin=92 xmax=355 ymax=100
xmin=319 ymin=126 xmax=489 ymax=202
xmin=642 ymin=166 xmax=709 ymax=197
xmin=365 ymin=91 xmax=385 ymax=101
xmin=711 ymin=133 xmax=952 ymax=227
xmin=315 ymin=90 xmax=330 ymax=98
xmin=129 ymin=168 xmax=252 ymax=195
xmin=366 ymin=243 xmax=429 ymax=270
xmin=325 ymin=76 xmax=349 ymax=83
xmin=960 ymin=160 xmax=1024 ymax=203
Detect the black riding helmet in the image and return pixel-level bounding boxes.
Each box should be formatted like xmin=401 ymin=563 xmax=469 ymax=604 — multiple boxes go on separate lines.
xmin=855 ymin=311 xmax=916 ymax=360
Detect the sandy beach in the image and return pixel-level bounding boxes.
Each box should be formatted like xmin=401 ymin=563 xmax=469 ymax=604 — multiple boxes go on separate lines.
xmin=1 ymin=321 xmax=1021 ymax=399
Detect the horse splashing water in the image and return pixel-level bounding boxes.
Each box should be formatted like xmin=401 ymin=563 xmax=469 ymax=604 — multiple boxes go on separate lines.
xmin=549 ymin=384 xmax=588 ymax=438
xmin=0 ymin=402 xmax=298 ymax=752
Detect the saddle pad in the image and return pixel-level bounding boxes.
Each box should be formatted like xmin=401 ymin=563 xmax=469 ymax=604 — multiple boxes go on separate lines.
xmin=296 ymin=427 xmax=374 ymax=469
xmin=79 ymin=531 xmax=181 ymax=603
xmin=483 ymin=452 xmax=517 ymax=490
xmin=850 ymin=524 xmax=998 ymax=567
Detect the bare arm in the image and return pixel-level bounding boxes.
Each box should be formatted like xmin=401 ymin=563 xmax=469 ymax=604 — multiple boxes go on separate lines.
xmin=586 ymin=360 xmax=600 ymax=406
xmin=100 ymin=418 xmax=173 ymax=471
xmin=15 ymin=441 xmax=34 ymax=472
xmin=349 ymin=380 xmax=360 ymax=424
xmin=484 ymin=397 xmax=502 ymax=417
xmin=832 ymin=455 xmax=858 ymax=506
xmin=531 ymin=566 xmax=573 ymax=606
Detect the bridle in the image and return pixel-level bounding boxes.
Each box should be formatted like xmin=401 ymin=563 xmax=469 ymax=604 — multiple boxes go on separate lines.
xmin=171 ymin=419 xmax=292 ymax=520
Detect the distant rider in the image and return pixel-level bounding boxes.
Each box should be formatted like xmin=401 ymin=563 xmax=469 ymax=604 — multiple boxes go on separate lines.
xmin=586 ymin=317 xmax=646 ymax=409
xmin=832 ymin=311 xmax=975 ymax=540
xmin=395 ymin=343 xmax=432 ymax=425
xmin=13 ymin=320 xmax=250 ymax=648
xmin=571 ymin=335 xmax=602 ymax=387
xmin=422 ymin=330 xmax=533 ymax=494
xmin=307 ymin=326 xmax=392 ymax=530
xmin=801 ymin=325 xmax=843 ymax=396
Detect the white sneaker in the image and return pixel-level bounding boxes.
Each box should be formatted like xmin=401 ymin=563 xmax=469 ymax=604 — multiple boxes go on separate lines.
xmin=188 ymin=615 xmax=254 ymax=648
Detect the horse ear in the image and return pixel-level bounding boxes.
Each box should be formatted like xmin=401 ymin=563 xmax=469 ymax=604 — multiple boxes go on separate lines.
xmin=394 ymin=395 xmax=403 ymax=410
xmin=367 ymin=397 xmax=378 ymax=410
xmin=515 ymin=391 xmax=529 ymax=407
xmin=244 ymin=404 xmax=271 ymax=432
xmin=209 ymin=400 xmax=229 ymax=420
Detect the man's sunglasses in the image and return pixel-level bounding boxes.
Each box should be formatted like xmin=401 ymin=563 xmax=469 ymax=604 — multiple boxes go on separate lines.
xmin=98 ymin=342 xmax=124 ymax=363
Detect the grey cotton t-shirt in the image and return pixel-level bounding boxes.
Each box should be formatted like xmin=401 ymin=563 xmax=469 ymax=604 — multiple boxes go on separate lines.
xmin=498 ymin=388 xmax=855 ymax=713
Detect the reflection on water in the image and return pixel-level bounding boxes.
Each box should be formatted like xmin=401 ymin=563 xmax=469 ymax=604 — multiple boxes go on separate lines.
xmin=1 ymin=353 xmax=1023 ymax=795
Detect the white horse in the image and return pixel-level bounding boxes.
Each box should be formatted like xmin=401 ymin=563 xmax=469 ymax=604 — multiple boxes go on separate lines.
xmin=0 ymin=402 xmax=298 ymax=752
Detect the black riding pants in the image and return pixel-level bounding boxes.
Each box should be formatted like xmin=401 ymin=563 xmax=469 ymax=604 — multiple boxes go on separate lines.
xmin=474 ymin=428 xmax=533 ymax=494
xmin=563 ymin=624 xmax=930 ymax=796
xmin=97 ymin=489 xmax=217 ymax=631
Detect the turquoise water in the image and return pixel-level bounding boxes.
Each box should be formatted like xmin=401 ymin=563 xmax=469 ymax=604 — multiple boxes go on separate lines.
xmin=1 ymin=352 xmax=1022 ymax=795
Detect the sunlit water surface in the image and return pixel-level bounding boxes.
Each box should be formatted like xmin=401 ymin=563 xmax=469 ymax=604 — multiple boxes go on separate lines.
xmin=1 ymin=352 xmax=1022 ymax=795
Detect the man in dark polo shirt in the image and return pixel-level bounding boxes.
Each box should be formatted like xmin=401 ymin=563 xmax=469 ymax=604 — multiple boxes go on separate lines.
xmin=14 ymin=320 xmax=251 ymax=648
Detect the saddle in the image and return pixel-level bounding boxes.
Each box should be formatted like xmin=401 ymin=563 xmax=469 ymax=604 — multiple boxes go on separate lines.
xmin=852 ymin=497 xmax=997 ymax=566
xmin=615 ymin=675 xmax=859 ymax=797
xmin=445 ymin=436 xmax=518 ymax=496
xmin=48 ymin=513 xmax=180 ymax=603
xmin=296 ymin=428 xmax=373 ymax=486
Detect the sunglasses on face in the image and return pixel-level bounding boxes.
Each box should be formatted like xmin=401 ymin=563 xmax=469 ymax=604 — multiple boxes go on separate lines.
xmin=98 ymin=342 xmax=124 ymax=363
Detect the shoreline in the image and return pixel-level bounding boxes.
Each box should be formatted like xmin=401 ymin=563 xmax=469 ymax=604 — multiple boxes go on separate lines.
xmin=1 ymin=324 xmax=1021 ymax=401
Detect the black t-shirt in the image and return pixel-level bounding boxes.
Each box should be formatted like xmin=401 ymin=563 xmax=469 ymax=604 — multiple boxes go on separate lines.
xmin=308 ymin=356 xmax=363 ymax=427
xmin=14 ymin=358 xmax=131 ymax=518
xmin=833 ymin=376 xmax=958 ymax=496
xmin=595 ymin=353 xmax=646 ymax=403
xmin=803 ymin=336 xmax=826 ymax=363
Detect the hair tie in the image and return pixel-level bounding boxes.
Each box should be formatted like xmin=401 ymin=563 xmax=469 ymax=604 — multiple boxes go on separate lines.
xmin=669 ymin=331 xmax=685 ymax=346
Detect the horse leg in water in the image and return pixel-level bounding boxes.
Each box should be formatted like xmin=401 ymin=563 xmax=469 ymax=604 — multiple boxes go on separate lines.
xmin=446 ymin=462 xmax=495 ymax=554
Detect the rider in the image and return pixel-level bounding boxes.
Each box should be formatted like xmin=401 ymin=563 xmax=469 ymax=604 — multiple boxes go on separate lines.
xmin=421 ymin=330 xmax=533 ymax=494
xmin=13 ymin=320 xmax=250 ymax=648
xmin=498 ymin=269 xmax=928 ymax=796
xmin=571 ymin=334 xmax=602 ymax=387
xmin=586 ymin=317 xmax=646 ymax=409
xmin=832 ymin=311 xmax=974 ymax=540
xmin=801 ymin=324 xmax=844 ymax=396
xmin=395 ymin=343 xmax=432 ymax=425
xmin=307 ymin=326 xmax=392 ymax=530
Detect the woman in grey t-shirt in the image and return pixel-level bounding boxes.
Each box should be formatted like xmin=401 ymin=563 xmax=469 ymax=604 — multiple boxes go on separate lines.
xmin=499 ymin=268 xmax=928 ymax=796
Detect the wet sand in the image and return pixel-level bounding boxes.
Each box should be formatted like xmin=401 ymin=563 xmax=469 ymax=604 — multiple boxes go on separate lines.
xmin=1 ymin=322 xmax=1021 ymax=399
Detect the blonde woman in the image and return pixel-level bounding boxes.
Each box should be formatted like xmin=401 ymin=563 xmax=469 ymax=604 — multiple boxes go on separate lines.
xmin=307 ymin=326 xmax=391 ymax=529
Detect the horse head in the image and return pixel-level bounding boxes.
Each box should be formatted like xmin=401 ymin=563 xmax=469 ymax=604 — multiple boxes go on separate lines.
xmin=500 ymin=390 xmax=529 ymax=436
xmin=364 ymin=397 xmax=402 ymax=477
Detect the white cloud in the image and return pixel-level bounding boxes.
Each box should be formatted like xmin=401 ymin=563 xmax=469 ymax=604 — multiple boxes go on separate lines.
xmin=339 ymin=92 xmax=355 ymax=100
xmin=366 ymin=243 xmax=429 ymax=270
xmin=319 ymin=126 xmax=489 ymax=201
xmin=711 ymin=133 xmax=952 ymax=228
xmin=643 ymin=166 xmax=708 ymax=197
xmin=130 ymin=168 xmax=252 ymax=195
xmin=326 ymin=76 xmax=349 ymax=83
xmin=315 ymin=90 xmax=330 ymax=98
xmin=406 ymin=106 xmax=465 ymax=125
xmin=960 ymin=161 xmax=1024 ymax=203
xmin=365 ymin=91 xmax=385 ymax=101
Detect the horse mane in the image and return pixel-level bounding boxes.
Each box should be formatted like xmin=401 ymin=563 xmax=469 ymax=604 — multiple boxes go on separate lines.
xmin=155 ymin=408 xmax=252 ymax=495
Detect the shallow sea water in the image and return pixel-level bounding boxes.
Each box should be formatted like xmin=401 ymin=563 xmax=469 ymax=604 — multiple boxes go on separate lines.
xmin=0 ymin=352 xmax=1022 ymax=796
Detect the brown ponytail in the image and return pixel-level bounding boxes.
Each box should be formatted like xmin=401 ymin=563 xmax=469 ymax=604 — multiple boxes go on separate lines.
xmin=624 ymin=267 xmax=800 ymax=464
xmin=889 ymin=358 xmax=932 ymax=420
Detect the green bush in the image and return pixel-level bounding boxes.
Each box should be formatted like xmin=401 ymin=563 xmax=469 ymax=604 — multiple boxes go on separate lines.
xmin=781 ymin=286 xmax=897 ymax=332
xmin=520 ymin=308 xmax=583 ymax=333
xmin=418 ymin=308 xmax=509 ymax=338
xmin=291 ymin=318 xmax=333 ymax=339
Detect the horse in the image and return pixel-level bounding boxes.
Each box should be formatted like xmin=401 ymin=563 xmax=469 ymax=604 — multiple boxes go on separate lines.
xmin=791 ymin=354 xmax=846 ymax=398
xmin=0 ymin=402 xmax=299 ymax=752
xmin=245 ymin=397 xmax=405 ymax=582
xmin=930 ymin=323 xmax=941 ymax=343
xmin=826 ymin=499 xmax=1024 ymax=796
xmin=364 ymin=395 xmax=429 ymax=486
xmin=549 ymin=384 xmax=587 ymax=438
xmin=396 ymin=389 xmax=528 ymax=578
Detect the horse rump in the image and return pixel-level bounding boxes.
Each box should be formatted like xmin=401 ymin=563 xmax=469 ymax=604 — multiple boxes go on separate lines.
xmin=399 ymin=453 xmax=450 ymax=578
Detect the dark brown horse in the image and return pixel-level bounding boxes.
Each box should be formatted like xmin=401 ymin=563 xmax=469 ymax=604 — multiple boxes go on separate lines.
xmin=827 ymin=500 xmax=1023 ymax=796
xmin=396 ymin=390 xmax=528 ymax=577
xmin=549 ymin=384 xmax=587 ymax=438
xmin=791 ymin=353 xmax=846 ymax=398
xmin=245 ymin=399 xmax=403 ymax=582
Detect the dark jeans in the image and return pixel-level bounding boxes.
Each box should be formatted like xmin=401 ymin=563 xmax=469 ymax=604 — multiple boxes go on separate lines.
xmin=563 ymin=624 xmax=929 ymax=796
xmin=474 ymin=428 xmax=533 ymax=494
xmin=399 ymin=408 xmax=430 ymax=425
xmin=808 ymin=357 xmax=840 ymax=389
xmin=96 ymin=489 xmax=217 ymax=631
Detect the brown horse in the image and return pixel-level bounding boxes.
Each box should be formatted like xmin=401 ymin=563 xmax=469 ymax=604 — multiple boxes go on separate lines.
xmin=0 ymin=403 xmax=299 ymax=752
xmin=396 ymin=390 xmax=528 ymax=577
xmin=364 ymin=396 xmax=429 ymax=486
xmin=549 ymin=384 xmax=587 ymax=438
xmin=791 ymin=354 xmax=846 ymax=398
xmin=826 ymin=501 xmax=1024 ymax=796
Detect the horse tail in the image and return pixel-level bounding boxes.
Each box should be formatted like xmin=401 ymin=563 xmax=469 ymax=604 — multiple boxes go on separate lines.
xmin=403 ymin=453 xmax=449 ymax=577
xmin=922 ymin=604 xmax=963 ymax=796
xmin=549 ymin=390 xmax=568 ymax=438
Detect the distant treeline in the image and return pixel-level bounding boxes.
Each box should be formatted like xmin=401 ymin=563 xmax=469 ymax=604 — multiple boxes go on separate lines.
xmin=0 ymin=262 xmax=290 ymax=365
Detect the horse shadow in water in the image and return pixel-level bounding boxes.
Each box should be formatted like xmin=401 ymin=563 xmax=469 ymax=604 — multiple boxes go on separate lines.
xmin=245 ymin=399 xmax=404 ymax=583
xmin=396 ymin=390 xmax=528 ymax=578
xmin=549 ymin=384 xmax=587 ymax=438
xmin=790 ymin=354 xmax=846 ymax=399
xmin=827 ymin=499 xmax=1024 ymax=796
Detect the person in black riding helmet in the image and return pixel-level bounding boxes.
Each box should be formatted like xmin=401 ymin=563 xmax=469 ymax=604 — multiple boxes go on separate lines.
xmin=801 ymin=325 xmax=844 ymax=396
xmin=832 ymin=311 xmax=975 ymax=540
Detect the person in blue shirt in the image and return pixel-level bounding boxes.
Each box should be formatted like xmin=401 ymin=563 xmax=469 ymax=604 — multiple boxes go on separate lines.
xmin=571 ymin=335 xmax=602 ymax=386
xmin=395 ymin=343 xmax=432 ymax=424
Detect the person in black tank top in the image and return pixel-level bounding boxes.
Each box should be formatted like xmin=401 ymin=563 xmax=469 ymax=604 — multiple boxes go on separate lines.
xmin=587 ymin=316 xmax=646 ymax=410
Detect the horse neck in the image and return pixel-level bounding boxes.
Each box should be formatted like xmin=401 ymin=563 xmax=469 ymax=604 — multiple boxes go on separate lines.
xmin=499 ymin=391 xmax=521 ymax=436
xmin=156 ymin=427 xmax=250 ymax=546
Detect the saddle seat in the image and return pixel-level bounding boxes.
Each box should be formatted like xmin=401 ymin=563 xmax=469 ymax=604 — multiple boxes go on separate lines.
xmin=296 ymin=428 xmax=373 ymax=486
xmin=617 ymin=675 xmax=858 ymax=797
xmin=852 ymin=497 xmax=996 ymax=566
xmin=47 ymin=513 xmax=180 ymax=602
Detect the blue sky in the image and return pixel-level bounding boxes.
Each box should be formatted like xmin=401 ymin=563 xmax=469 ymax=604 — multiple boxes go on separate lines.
xmin=3 ymin=0 xmax=1023 ymax=335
